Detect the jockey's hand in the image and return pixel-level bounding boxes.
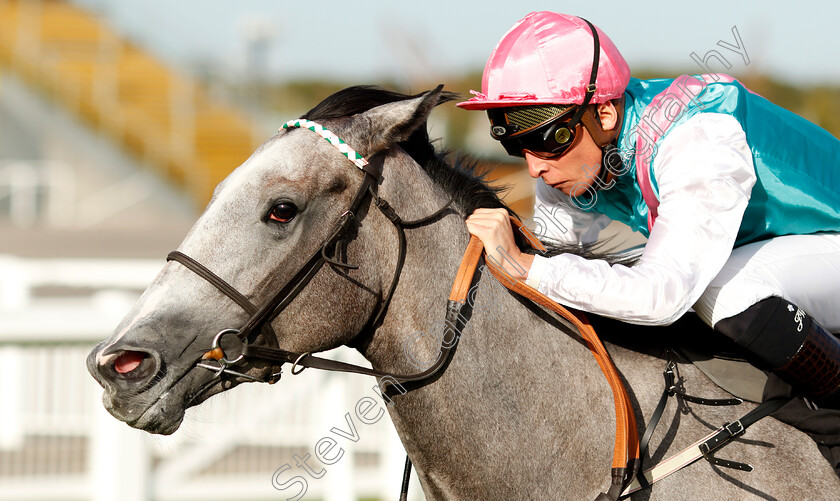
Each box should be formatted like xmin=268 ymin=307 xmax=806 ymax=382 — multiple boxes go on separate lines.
xmin=465 ymin=208 xmax=534 ymax=281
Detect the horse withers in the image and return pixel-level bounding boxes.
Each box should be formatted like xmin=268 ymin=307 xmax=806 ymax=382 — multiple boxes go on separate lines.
xmin=87 ymin=86 xmax=840 ymax=499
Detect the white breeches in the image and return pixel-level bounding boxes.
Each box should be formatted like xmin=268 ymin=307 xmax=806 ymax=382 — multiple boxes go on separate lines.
xmin=693 ymin=232 xmax=840 ymax=332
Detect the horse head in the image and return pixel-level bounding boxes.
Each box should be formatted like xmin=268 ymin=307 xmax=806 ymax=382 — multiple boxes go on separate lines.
xmin=86 ymin=86 xmax=457 ymax=434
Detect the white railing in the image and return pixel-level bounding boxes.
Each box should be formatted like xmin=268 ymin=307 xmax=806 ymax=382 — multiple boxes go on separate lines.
xmin=0 ymin=160 xmax=76 ymax=228
xmin=0 ymin=256 xmax=420 ymax=500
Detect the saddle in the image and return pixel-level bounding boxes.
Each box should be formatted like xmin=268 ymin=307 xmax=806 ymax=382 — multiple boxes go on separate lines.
xmin=658 ymin=314 xmax=768 ymax=403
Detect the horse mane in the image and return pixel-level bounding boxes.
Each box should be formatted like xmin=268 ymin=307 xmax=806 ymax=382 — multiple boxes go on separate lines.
xmin=302 ymin=86 xmax=632 ymax=264
xmin=302 ymin=85 xmax=506 ymax=217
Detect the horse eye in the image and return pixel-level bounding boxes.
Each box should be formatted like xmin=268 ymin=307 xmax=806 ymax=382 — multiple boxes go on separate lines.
xmin=268 ymin=202 xmax=298 ymax=223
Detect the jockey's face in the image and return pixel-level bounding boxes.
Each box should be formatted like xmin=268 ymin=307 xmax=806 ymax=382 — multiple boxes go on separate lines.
xmin=524 ymin=101 xmax=619 ymax=198
xmin=525 ymin=124 xmax=603 ymax=196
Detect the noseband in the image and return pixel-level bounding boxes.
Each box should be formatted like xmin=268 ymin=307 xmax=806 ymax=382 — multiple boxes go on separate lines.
xmin=167 ymin=119 xmax=455 ymax=386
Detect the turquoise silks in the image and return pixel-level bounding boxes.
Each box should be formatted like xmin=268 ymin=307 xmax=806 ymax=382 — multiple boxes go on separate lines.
xmin=588 ymin=75 xmax=840 ymax=246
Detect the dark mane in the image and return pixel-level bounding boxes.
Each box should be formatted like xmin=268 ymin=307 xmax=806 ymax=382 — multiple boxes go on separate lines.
xmin=302 ymin=86 xmax=507 ymax=217
xmin=302 ymin=86 xmax=633 ymax=264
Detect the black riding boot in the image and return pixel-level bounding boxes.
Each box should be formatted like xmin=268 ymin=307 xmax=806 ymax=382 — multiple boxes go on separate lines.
xmin=715 ymin=296 xmax=840 ymax=409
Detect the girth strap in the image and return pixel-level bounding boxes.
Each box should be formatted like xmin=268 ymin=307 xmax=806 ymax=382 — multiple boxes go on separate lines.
xmin=622 ymin=398 xmax=786 ymax=496
xmin=640 ymin=361 xmax=742 ymax=464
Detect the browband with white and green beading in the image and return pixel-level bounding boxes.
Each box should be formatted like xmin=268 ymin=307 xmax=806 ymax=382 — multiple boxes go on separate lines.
xmin=281 ymin=119 xmax=369 ymax=170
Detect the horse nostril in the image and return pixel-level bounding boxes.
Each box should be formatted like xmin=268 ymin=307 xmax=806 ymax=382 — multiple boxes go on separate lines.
xmin=113 ymin=350 xmax=150 ymax=375
xmin=90 ymin=346 xmax=161 ymax=390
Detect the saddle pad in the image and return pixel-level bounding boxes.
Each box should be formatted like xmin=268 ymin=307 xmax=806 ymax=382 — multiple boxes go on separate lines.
xmin=679 ymin=347 xmax=768 ymax=403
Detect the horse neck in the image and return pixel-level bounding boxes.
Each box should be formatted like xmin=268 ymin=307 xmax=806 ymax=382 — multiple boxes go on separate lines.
xmin=353 ymin=153 xmax=618 ymax=497
xmin=357 ymin=150 xmax=591 ymax=396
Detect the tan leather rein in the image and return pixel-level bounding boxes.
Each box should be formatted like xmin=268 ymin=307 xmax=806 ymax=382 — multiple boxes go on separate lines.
xmin=449 ymin=217 xmax=639 ymax=498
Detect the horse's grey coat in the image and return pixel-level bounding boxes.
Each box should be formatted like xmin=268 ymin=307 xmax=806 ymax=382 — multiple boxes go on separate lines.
xmin=88 ymin=88 xmax=840 ymax=499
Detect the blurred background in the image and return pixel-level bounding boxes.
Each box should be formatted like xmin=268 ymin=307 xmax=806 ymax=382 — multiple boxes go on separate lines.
xmin=0 ymin=1 xmax=838 ymax=500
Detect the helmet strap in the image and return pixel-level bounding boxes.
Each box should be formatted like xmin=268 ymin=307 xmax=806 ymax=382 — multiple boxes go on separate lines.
xmin=580 ymin=95 xmax=625 ymax=189
xmin=598 ymin=143 xmax=622 ymax=188
xmin=562 ymin=17 xmax=601 ymax=132
xmin=580 ymin=94 xmax=625 ymax=146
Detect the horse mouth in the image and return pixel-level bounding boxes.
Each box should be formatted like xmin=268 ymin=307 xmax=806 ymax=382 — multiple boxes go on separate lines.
xmin=102 ymin=361 xmax=226 ymax=435
xmin=121 ymin=389 xmax=187 ymax=435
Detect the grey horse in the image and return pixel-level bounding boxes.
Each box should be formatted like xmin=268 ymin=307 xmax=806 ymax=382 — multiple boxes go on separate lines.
xmin=87 ymin=86 xmax=840 ymax=499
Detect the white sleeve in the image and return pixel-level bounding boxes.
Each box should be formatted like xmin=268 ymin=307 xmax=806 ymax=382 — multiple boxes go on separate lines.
xmin=524 ymin=113 xmax=756 ymax=325
xmin=527 ymin=177 xmax=613 ymax=246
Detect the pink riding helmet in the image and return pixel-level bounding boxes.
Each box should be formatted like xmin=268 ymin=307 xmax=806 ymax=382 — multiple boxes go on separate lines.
xmin=457 ymin=12 xmax=630 ymax=110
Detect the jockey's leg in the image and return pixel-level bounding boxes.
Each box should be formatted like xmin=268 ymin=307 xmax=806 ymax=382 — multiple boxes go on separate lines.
xmin=714 ymin=296 xmax=840 ymax=408
xmin=693 ymin=232 xmax=840 ymax=408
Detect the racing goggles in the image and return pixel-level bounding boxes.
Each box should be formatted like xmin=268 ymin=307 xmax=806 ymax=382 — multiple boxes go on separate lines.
xmin=488 ymin=105 xmax=582 ymax=159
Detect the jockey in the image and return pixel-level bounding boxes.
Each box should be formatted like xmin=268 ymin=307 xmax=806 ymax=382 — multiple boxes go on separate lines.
xmin=459 ymin=11 xmax=840 ymax=409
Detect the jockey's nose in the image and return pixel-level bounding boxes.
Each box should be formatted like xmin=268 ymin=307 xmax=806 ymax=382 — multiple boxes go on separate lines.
xmin=87 ymin=343 xmax=162 ymax=392
xmin=525 ymin=152 xmax=550 ymax=179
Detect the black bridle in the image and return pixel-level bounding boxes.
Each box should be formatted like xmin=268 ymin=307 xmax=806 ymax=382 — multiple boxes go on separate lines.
xmin=167 ymin=122 xmax=458 ymax=389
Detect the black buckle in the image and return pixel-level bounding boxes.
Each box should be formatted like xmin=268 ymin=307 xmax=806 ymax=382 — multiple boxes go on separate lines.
xmin=699 ymin=419 xmax=746 ymax=456
xmin=701 ymin=419 xmax=752 ymax=472
xmin=725 ymin=420 xmax=745 ymax=437
xmin=374 ymin=197 xmax=401 ymax=224
xmin=664 ymin=362 xmax=677 ymax=394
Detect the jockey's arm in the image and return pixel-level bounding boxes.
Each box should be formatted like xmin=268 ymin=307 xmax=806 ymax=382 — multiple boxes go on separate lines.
xmin=525 ymin=113 xmax=757 ymax=325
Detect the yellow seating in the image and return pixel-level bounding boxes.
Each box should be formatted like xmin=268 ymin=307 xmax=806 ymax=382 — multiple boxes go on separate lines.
xmin=0 ymin=0 xmax=259 ymax=206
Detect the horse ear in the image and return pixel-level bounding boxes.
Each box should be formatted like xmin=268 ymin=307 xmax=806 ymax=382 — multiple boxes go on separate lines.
xmin=352 ymin=85 xmax=452 ymax=155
